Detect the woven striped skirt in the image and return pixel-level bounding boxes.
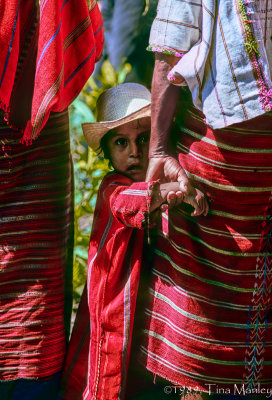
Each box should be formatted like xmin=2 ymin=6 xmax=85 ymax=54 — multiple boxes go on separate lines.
xmin=0 ymin=110 xmax=73 ymax=380
xmin=140 ymin=108 xmax=272 ymax=395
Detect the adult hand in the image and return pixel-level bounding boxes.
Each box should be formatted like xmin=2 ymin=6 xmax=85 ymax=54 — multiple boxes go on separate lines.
xmin=146 ymin=156 xmax=189 ymax=192
xmin=146 ymin=155 xmax=209 ymax=216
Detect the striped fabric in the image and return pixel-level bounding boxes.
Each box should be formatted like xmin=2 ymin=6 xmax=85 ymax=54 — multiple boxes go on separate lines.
xmin=0 ymin=110 xmax=73 ymax=380
xmin=0 ymin=0 xmax=104 ymax=144
xmin=140 ymin=106 xmax=272 ymax=394
xmin=148 ymin=0 xmax=272 ymax=130
xmin=82 ymin=173 xmax=151 ymax=400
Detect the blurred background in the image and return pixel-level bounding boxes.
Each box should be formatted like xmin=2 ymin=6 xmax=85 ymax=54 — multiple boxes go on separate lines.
xmin=69 ymin=0 xmax=157 ymax=313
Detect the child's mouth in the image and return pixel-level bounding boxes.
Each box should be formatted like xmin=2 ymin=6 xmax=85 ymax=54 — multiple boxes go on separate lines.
xmin=127 ymin=165 xmax=142 ymax=172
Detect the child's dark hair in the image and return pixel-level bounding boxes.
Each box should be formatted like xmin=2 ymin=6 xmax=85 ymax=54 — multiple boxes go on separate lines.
xmin=99 ymin=129 xmax=115 ymax=163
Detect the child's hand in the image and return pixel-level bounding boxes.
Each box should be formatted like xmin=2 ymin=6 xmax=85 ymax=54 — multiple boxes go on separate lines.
xmin=150 ymin=181 xmax=183 ymax=212
xmin=150 ymin=181 xmax=209 ymax=216
xmin=183 ymin=187 xmax=209 ymax=216
xmin=160 ymin=189 xmax=184 ymax=211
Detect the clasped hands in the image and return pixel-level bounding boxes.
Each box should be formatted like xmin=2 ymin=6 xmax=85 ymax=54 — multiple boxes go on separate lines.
xmin=146 ymin=155 xmax=209 ymax=216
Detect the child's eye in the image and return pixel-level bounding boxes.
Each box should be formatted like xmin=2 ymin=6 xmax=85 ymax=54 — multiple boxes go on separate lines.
xmin=115 ymin=138 xmax=127 ymax=146
xmin=138 ymin=133 xmax=150 ymax=144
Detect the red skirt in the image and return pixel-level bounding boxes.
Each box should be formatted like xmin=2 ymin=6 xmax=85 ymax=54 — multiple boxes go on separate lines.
xmin=0 ymin=110 xmax=73 ymax=380
xmin=141 ymin=109 xmax=272 ymax=395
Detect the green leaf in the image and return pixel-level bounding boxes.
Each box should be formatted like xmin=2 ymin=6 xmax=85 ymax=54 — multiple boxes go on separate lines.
xmin=72 ymin=98 xmax=95 ymax=123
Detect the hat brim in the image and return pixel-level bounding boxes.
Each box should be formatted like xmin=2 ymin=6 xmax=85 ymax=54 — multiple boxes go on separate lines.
xmin=82 ymin=104 xmax=151 ymax=153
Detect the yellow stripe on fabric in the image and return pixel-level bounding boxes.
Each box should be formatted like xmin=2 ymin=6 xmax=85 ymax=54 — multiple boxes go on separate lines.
xmin=0 ymin=267 xmax=64 ymax=276
xmin=146 ymin=330 xmax=254 ymax=366
xmin=158 ymin=235 xmax=257 ymax=276
xmin=140 ymin=346 xmax=255 ymax=384
xmin=185 ymin=109 xmax=272 ymax=135
xmin=183 ymin=127 xmax=272 ymax=153
xmin=177 ymin=143 xmax=272 ymax=172
xmin=145 ymin=309 xmax=261 ymax=347
xmin=1 ymin=179 xmax=71 ymax=195
xmin=161 ymin=224 xmax=262 ymax=257
xmin=174 ymin=209 xmax=261 ymax=240
xmin=187 ymin=171 xmax=272 ymax=192
xmin=0 ymin=227 xmax=69 ymax=238
xmin=0 ymin=194 xmax=71 ymax=209
xmin=208 ymin=209 xmax=264 ymax=220
xmin=63 ymin=17 xmax=91 ymax=52
xmin=32 ymin=66 xmax=64 ymax=137
xmin=150 ymin=290 xmax=272 ymax=330
xmin=0 ymin=242 xmax=66 ymax=251
xmin=0 ymin=255 xmax=61 ymax=264
xmin=155 ymin=249 xmax=256 ymax=291
xmin=224 ymin=122 xmax=272 ymax=135
xmin=152 ymin=269 xmax=256 ymax=310
xmin=0 ymin=336 xmax=44 ymax=341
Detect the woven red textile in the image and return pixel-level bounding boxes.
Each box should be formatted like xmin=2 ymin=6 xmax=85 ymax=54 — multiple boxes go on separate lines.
xmin=85 ymin=173 xmax=151 ymax=400
xmin=62 ymin=172 xmax=152 ymax=400
xmin=140 ymin=108 xmax=272 ymax=395
xmin=0 ymin=0 xmax=104 ymax=144
xmin=0 ymin=110 xmax=73 ymax=380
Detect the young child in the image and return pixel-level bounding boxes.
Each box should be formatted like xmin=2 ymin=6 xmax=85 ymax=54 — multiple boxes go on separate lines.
xmin=61 ymin=83 xmax=206 ymax=400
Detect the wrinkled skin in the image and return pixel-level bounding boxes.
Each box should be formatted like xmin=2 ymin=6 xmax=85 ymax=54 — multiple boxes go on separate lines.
xmin=146 ymin=53 xmax=209 ymax=217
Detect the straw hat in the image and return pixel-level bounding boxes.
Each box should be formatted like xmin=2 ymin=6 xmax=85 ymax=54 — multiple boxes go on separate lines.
xmin=82 ymin=83 xmax=151 ymax=152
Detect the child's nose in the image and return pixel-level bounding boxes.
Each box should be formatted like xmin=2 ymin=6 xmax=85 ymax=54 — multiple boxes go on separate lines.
xmin=129 ymin=141 xmax=140 ymax=157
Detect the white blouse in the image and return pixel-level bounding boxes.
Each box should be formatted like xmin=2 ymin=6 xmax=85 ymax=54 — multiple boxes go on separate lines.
xmin=149 ymin=0 xmax=272 ymax=129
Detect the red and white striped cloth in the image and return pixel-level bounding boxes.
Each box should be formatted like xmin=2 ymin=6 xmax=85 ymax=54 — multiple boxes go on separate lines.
xmin=0 ymin=0 xmax=103 ymax=380
xmin=0 ymin=110 xmax=73 ymax=380
xmin=140 ymin=106 xmax=272 ymax=395
xmin=62 ymin=172 xmax=152 ymax=400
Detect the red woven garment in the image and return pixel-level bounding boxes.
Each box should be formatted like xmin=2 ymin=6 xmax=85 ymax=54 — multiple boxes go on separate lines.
xmin=0 ymin=0 xmax=104 ymax=144
xmin=60 ymin=172 xmax=153 ymax=400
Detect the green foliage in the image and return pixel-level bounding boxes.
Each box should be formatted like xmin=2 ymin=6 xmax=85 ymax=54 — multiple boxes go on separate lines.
xmin=69 ymin=60 xmax=131 ymax=307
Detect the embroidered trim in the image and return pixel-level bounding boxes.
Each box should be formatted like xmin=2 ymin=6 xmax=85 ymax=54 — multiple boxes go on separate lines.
xmin=147 ymin=45 xmax=185 ymax=58
xmin=93 ymin=331 xmax=105 ymax=399
xmin=243 ymin=193 xmax=272 ymax=389
xmin=167 ymin=71 xmax=185 ymax=85
xmin=238 ymin=0 xmax=272 ymax=111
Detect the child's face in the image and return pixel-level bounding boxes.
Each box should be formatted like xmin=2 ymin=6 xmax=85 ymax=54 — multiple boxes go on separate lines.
xmin=107 ymin=117 xmax=150 ymax=181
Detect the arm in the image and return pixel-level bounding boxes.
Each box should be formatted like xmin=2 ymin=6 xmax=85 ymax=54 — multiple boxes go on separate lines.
xmin=108 ymin=178 xmax=183 ymax=228
xmin=110 ymin=181 xmax=154 ymax=229
xmin=146 ymin=53 xmax=209 ymax=216
xmin=146 ymin=53 xmax=189 ymax=188
xmin=110 ymin=178 xmax=206 ymax=229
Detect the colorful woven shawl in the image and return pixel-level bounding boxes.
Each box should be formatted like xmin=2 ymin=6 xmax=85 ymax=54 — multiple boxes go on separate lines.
xmin=0 ymin=0 xmax=104 ymax=144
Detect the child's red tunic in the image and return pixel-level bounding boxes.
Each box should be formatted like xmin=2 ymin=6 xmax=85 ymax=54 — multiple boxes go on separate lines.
xmin=62 ymin=171 xmax=152 ymax=400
